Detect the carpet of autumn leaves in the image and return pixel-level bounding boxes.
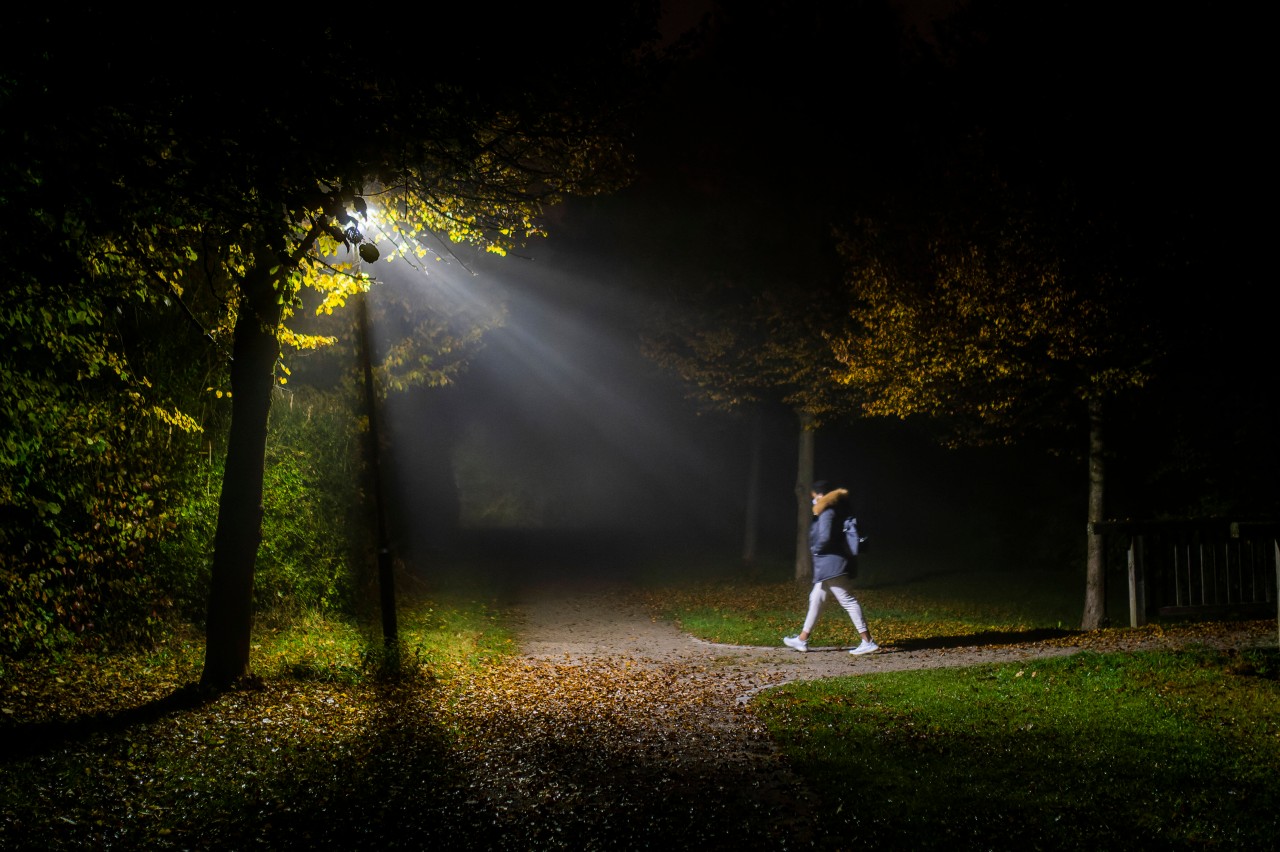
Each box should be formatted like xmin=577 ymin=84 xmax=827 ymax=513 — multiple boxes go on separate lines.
xmin=1 ymin=627 xmax=818 ymax=849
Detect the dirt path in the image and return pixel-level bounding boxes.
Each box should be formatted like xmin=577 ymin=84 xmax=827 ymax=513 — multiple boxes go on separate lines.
xmin=514 ymin=585 xmax=1068 ymax=703
xmin=512 ymin=583 xmax=1275 ymax=700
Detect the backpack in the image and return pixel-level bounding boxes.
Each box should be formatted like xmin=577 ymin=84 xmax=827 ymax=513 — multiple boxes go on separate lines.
xmin=842 ymin=516 xmax=865 ymax=557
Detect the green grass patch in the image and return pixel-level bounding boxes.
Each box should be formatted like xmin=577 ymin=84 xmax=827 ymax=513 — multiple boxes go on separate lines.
xmin=753 ymin=646 xmax=1280 ymax=848
xmin=251 ymin=594 xmax=517 ymax=684
xmin=639 ymin=567 xmax=1085 ymax=648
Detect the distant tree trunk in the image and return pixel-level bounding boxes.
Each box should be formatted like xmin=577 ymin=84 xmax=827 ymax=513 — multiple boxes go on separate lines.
xmin=201 ymin=264 xmax=284 ymax=691
xmin=793 ymin=408 xmax=815 ymax=582
xmin=741 ymin=406 xmax=763 ymax=567
xmin=1081 ymin=398 xmax=1108 ymax=630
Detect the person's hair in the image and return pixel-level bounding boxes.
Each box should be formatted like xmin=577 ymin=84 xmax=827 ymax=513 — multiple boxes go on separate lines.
xmin=811 ymin=479 xmax=832 ymax=495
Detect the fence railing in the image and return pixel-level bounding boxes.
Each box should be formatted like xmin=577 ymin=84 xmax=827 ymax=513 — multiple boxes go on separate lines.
xmin=1092 ymin=520 xmax=1279 ymax=636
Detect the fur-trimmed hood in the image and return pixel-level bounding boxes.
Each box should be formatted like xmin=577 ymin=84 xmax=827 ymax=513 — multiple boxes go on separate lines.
xmin=812 ymin=488 xmax=848 ymax=517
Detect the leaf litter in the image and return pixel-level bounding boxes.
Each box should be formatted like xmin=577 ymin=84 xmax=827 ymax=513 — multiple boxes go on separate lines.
xmin=0 ymin=587 xmax=1273 ymax=850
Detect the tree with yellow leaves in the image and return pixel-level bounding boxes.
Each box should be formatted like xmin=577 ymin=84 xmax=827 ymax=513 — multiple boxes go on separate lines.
xmin=10 ymin=7 xmax=659 ymax=689
xmin=831 ymin=211 xmax=1152 ymax=630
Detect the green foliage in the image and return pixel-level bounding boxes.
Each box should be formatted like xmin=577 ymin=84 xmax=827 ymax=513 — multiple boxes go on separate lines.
xmin=1 ymin=367 xmax=370 ymax=661
xmin=0 ymin=298 xmax=211 ymax=656
xmin=254 ymin=392 xmax=364 ymax=614
xmin=0 ymin=86 xmax=224 ymax=657
xmin=150 ymin=387 xmax=368 ymax=622
xmin=754 ymin=647 xmax=1280 ymax=848
xmin=144 ymin=452 xmax=220 ymax=625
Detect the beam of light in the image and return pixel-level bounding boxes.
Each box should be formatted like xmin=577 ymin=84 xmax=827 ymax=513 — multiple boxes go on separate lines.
xmin=447 ymin=257 xmax=730 ymax=534
xmin=345 ymin=204 xmax=732 ymax=541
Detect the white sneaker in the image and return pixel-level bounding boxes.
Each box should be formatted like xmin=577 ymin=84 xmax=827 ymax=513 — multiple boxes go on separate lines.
xmin=783 ymin=635 xmax=808 ymax=652
xmin=850 ymin=640 xmax=879 ymax=655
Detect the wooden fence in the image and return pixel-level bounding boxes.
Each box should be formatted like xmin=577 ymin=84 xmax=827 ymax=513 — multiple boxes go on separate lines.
xmin=1092 ymin=520 xmax=1279 ymax=639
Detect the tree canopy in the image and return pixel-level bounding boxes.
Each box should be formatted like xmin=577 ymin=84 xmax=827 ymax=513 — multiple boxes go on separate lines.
xmin=831 ymin=209 xmax=1151 ymax=447
xmin=5 ymin=7 xmax=662 ymax=685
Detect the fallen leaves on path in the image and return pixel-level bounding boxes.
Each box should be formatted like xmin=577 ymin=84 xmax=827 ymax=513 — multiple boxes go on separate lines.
xmin=1 ymin=652 xmax=818 ymax=850
xmin=434 ymin=655 xmax=818 ymax=849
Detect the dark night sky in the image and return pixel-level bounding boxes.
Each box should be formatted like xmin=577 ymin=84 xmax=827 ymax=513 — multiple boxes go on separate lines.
xmin=372 ymin=1 xmax=1271 ymax=578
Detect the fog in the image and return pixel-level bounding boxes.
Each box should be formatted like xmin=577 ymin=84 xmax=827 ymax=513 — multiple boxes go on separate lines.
xmin=362 ymin=217 xmax=1086 ymax=586
xmin=372 ymin=233 xmax=750 ymax=561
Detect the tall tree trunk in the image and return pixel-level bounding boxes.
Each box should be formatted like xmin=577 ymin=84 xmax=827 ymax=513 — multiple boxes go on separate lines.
xmin=741 ymin=406 xmax=763 ymax=567
xmin=1081 ymin=398 xmax=1108 ymax=629
xmin=793 ymin=408 xmax=815 ymax=582
xmin=200 ymin=266 xmax=284 ymax=691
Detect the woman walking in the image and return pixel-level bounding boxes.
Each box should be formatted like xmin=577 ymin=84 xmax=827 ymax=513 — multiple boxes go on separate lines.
xmin=783 ymin=480 xmax=879 ymax=655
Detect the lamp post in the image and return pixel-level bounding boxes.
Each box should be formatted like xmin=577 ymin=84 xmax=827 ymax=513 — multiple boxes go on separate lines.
xmin=357 ymin=287 xmax=398 ymax=651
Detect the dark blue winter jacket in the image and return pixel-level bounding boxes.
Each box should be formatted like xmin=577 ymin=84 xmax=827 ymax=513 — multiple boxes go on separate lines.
xmin=809 ymin=488 xmax=850 ymax=583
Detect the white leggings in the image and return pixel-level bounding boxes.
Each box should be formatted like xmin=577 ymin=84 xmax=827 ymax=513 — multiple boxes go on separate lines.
xmin=803 ymin=574 xmax=868 ymax=636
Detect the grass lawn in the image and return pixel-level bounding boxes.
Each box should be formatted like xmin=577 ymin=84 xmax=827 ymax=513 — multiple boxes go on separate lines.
xmin=753 ymin=648 xmax=1279 ymax=849
xmin=639 ymin=557 xmax=1280 ymax=848
xmin=638 ymin=564 xmax=1087 ymax=648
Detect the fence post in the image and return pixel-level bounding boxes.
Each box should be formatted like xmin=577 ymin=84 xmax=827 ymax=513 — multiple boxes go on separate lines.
xmin=1128 ymin=534 xmax=1147 ymax=627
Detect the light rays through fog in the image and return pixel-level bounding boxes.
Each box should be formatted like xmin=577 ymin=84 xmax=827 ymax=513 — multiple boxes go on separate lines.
xmin=448 ymin=255 xmax=729 ymax=532
xmin=363 ymin=236 xmax=732 ymax=537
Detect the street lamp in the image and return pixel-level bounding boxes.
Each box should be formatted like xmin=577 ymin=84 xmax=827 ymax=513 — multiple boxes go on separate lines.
xmin=355 ymin=263 xmax=398 ymax=653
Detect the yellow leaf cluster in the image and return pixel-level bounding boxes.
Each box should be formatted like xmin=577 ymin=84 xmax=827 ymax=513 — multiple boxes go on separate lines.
xmin=831 ymin=224 xmax=1148 ymax=427
xmin=148 ymin=406 xmax=202 ymax=433
xmin=278 ymin=328 xmax=338 ymax=351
